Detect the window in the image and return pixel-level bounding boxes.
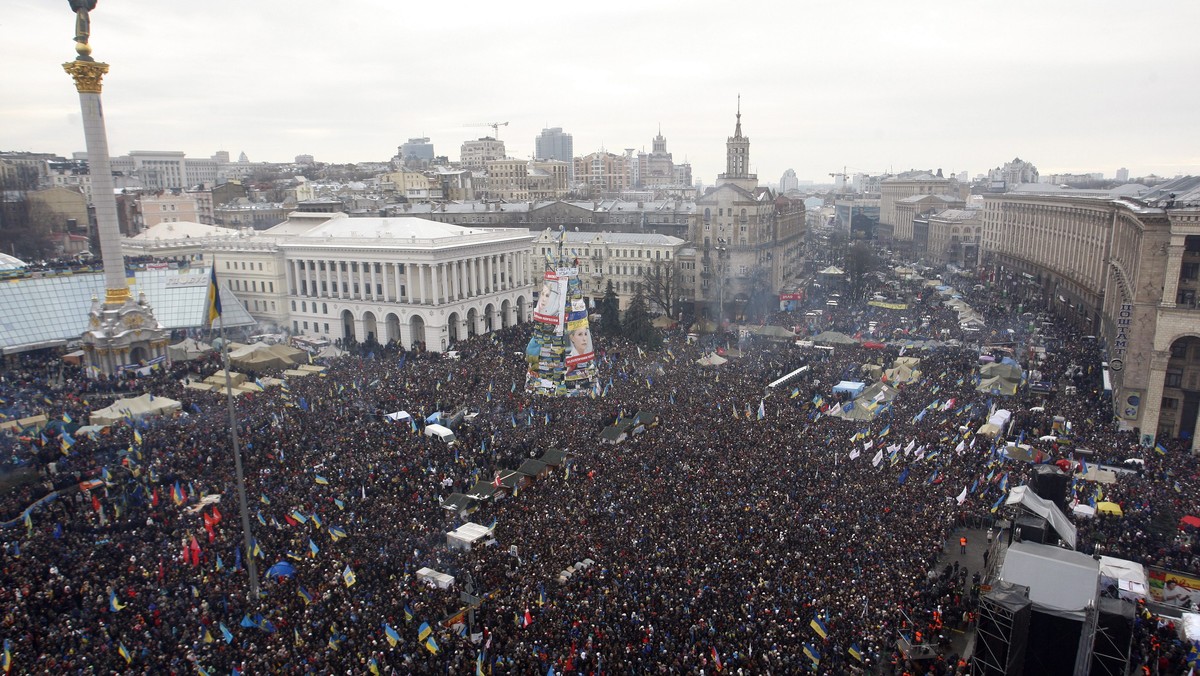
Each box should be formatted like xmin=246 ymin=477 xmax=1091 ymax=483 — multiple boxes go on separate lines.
xmin=303 ymin=321 xmax=309 ymax=330
xmin=322 ymin=303 xmax=328 ymax=314
xmin=1182 ymin=262 xmax=1199 ymax=281
xmin=739 ymin=265 xmax=749 ymax=275
xmin=269 ymin=282 xmax=274 ymax=292
xmin=301 ymin=301 xmax=307 ymax=312
xmin=293 ymin=321 xmax=299 ymax=333
xmin=225 ymin=261 xmax=230 ymax=269
xmin=1165 ymin=370 xmax=1183 ymax=388
xmin=1171 ymin=343 xmax=1188 ymax=358
xmin=1163 ymin=398 xmax=1179 ymax=410
xmin=291 ymin=300 xmax=296 ymax=311
xmin=258 ymin=262 xmax=263 ymax=271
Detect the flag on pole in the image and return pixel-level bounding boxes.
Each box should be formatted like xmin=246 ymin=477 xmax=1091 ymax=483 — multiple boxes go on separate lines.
xmin=118 ymin=643 xmax=132 ymax=664
xmin=383 ymin=623 xmax=400 ymax=647
xmin=207 ymin=265 xmax=222 ymax=323
xmin=810 ymin=615 xmax=829 ymax=639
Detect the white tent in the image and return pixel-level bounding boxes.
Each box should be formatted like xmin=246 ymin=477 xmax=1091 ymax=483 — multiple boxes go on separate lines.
xmin=696 ymin=353 xmax=728 ymax=366
xmin=316 ymin=345 xmax=346 ymax=359
xmin=416 ymin=567 xmax=455 ymax=590
xmin=1098 ymin=555 xmax=1147 ymax=603
xmin=1005 ymin=485 xmax=1077 ymax=550
xmin=167 ymin=338 xmax=212 ymax=362
xmin=384 ymin=411 xmax=412 ymax=422
xmin=447 ymin=522 xmax=494 ymax=551
xmin=90 ymin=393 xmax=181 ymax=426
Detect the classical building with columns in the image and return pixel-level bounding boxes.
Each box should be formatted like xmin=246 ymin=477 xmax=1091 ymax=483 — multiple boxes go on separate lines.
xmin=982 ymin=177 xmax=1200 ymax=450
xmin=275 ymin=214 xmax=534 ymax=351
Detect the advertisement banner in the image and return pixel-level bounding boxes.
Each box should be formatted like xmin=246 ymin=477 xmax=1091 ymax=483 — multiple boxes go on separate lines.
xmin=1148 ymin=568 xmax=1200 ymax=608
xmin=533 ymin=272 xmax=565 ymax=326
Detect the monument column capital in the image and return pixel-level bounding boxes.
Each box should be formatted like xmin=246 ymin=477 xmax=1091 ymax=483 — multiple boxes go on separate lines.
xmin=63 ymin=59 xmax=108 ymax=93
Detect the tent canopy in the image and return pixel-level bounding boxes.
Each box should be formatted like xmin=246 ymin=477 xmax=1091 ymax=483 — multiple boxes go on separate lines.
xmin=167 ymin=338 xmax=212 ymax=362
xmin=998 ymin=541 xmax=1099 ymax=620
xmin=1096 ymin=501 xmax=1124 ymax=516
xmin=229 ymin=342 xmax=295 ymax=371
xmin=1005 ymin=485 xmax=1077 ymax=549
xmin=696 ymin=353 xmax=728 ymax=366
xmin=90 ymin=393 xmax=181 ymax=426
xmin=833 ymin=380 xmax=866 ymax=397
xmin=812 ymin=331 xmax=857 ymax=345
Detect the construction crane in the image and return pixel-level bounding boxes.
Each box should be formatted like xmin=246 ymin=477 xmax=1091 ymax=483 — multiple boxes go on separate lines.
xmin=466 ymin=121 xmax=509 ymax=139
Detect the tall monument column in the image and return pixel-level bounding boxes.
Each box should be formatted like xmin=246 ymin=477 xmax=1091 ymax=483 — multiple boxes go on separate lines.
xmin=65 ymin=2 xmax=168 ymax=378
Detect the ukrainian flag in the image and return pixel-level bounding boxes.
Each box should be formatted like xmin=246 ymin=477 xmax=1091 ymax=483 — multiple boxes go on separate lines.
xmin=207 ymin=266 xmax=222 ymax=324
xmin=342 ymin=565 xmax=356 ymax=587
xmin=118 ymin=643 xmax=132 ymax=664
xmin=383 ymin=623 xmax=400 ymax=647
xmin=418 ymin=621 xmax=432 ymax=641
xmin=803 ymin=643 xmax=821 ymax=664
xmin=810 ymin=616 xmax=828 ymax=639
xmin=848 ymin=643 xmax=864 ymax=662
xmin=109 ymin=590 xmax=126 ymax=612
xmin=404 ymin=604 xmax=414 ymax=623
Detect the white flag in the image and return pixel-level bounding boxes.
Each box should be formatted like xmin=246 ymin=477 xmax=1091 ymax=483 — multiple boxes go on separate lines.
xmin=872 ymin=449 xmax=884 ymax=467
xmin=955 ymin=441 xmax=966 ymax=454
xmin=863 ymin=439 xmax=874 ymax=451
xmin=849 ymin=448 xmax=861 ymax=461
xmin=956 ymin=487 xmax=968 ymax=505
xmin=904 ymin=439 xmax=917 ymax=453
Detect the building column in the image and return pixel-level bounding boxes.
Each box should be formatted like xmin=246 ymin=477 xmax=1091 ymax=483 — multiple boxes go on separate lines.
xmin=417 ymin=263 xmax=426 ymax=305
xmin=1139 ymin=350 xmax=1172 ymax=447
xmin=1161 ymin=236 xmax=1186 ymax=307
xmin=466 ymin=258 xmax=475 ymax=297
xmin=485 ymin=255 xmax=493 ymax=294
xmin=369 ymin=261 xmax=378 ymax=300
xmin=448 ymin=260 xmax=458 ymax=300
xmin=405 ymin=263 xmax=415 ymax=304
xmin=393 ymin=263 xmax=402 ymax=303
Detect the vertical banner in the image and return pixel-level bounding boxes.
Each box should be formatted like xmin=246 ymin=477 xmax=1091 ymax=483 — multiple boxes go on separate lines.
xmin=566 ymin=299 xmax=595 ymax=369
xmin=533 ymin=271 xmax=565 ymax=326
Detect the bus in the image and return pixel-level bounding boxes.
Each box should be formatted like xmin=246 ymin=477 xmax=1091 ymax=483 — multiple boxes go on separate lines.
xmin=290 ymin=335 xmax=330 ymax=354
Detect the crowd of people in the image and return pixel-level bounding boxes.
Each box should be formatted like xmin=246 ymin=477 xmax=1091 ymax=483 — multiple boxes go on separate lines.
xmin=1 ymin=264 xmax=1198 ymax=674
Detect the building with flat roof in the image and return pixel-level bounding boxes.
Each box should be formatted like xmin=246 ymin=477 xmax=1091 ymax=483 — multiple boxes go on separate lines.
xmin=982 ymin=177 xmax=1200 ymax=450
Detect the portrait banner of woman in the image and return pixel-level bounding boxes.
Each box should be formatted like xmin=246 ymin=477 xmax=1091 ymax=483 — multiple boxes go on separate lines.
xmin=565 ymin=317 xmax=595 ymax=368
xmin=533 ymin=271 xmax=565 ymax=326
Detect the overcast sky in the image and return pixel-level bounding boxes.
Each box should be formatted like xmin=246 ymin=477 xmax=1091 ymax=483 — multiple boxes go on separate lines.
xmin=5 ymin=0 xmax=1199 ymax=185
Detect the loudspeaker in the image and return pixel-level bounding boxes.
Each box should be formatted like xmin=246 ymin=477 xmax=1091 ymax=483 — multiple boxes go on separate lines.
xmin=1011 ymin=514 xmax=1055 ymax=546
xmin=1030 ymin=465 xmax=1069 ymax=513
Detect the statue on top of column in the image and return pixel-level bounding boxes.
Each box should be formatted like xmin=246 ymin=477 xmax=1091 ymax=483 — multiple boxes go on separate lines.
xmin=69 ymin=1 xmax=98 ymax=49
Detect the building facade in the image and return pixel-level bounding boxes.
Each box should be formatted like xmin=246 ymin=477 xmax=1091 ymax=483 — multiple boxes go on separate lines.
xmin=982 ymin=177 xmax=1200 ymax=450
xmin=138 ymin=190 xmax=201 ymax=228
xmin=460 ymin=138 xmax=506 ymax=169
xmin=485 ymin=158 xmax=530 ymax=201
xmin=574 ymin=151 xmax=631 ymax=196
xmin=689 ymin=107 xmax=805 ymax=320
xmin=531 ymin=229 xmax=686 ymax=312
xmin=535 ymin=128 xmax=573 ymax=179
xmin=879 ymin=170 xmax=963 ymax=241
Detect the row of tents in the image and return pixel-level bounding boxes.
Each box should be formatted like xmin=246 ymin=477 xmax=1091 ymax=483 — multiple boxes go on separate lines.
xmin=167 ymin=339 xmax=346 ymax=368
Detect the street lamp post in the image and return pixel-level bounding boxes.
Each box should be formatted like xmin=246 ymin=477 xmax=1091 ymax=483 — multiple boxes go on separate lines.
xmin=715 ymin=238 xmax=729 ymax=325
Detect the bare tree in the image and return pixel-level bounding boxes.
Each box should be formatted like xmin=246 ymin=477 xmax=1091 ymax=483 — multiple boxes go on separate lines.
xmin=639 ymin=259 xmax=681 ymax=317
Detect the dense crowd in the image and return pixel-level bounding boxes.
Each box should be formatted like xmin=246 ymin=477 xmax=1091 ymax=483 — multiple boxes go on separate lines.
xmin=1 ymin=267 xmax=1198 ymax=675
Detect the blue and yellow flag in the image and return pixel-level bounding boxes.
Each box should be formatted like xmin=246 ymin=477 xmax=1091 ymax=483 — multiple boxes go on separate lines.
xmin=342 ymin=565 xmax=356 ymax=587
xmin=207 ymin=266 xmax=222 ymax=323
xmin=848 ymin=643 xmax=864 ymax=662
xmin=118 ymin=643 xmax=132 ymax=664
xmin=109 ymin=590 xmax=126 ymax=612
xmin=418 ymin=621 xmax=432 ymax=641
xmin=383 ymin=623 xmax=400 ymax=647
xmin=810 ymin=616 xmax=828 ymax=639
xmin=404 ymin=604 xmax=414 ymax=623
xmin=803 ymin=643 xmax=821 ymax=664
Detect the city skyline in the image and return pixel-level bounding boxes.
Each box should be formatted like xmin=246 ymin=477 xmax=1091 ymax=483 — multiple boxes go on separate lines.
xmin=4 ymin=0 xmax=1199 ymax=184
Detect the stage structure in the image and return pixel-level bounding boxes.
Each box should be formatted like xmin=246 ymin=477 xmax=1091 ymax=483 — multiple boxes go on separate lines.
xmin=525 ymin=232 xmax=599 ymax=397
xmin=972 ymin=581 xmax=1032 ymax=676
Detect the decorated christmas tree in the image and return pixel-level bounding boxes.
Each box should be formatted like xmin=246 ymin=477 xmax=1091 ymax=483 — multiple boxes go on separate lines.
xmin=525 ymin=265 xmax=599 ymax=397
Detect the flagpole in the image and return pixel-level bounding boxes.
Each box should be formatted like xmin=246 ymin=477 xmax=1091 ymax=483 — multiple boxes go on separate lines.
xmin=216 ymin=265 xmax=259 ymax=601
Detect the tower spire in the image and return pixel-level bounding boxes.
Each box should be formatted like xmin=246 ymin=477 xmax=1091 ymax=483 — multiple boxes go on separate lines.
xmin=734 ymin=94 xmax=743 ymax=138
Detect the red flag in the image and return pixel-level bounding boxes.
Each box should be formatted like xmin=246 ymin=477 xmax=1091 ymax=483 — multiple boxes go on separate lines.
xmin=151 ymin=487 xmax=159 ymax=507
xmin=189 ymin=536 xmax=202 ymax=567
xmin=202 ymin=512 xmax=214 ymax=528
xmin=158 ymin=558 xmax=165 ymax=581
xmin=212 ymin=506 xmax=222 ymax=523
xmin=523 ymin=609 xmax=533 ymax=627
xmin=92 ymin=494 xmax=101 ymax=513
xmin=284 ymin=514 xmax=298 ymax=527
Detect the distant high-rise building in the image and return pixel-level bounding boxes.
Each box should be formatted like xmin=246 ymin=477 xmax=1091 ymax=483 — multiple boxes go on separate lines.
xmin=295 ymin=154 xmax=315 ymax=166
xmin=1116 ymin=167 xmax=1130 ymax=182
xmin=779 ymin=169 xmax=799 ymax=194
xmin=535 ymin=127 xmax=573 ymax=164
xmin=212 ymin=150 xmax=230 ymax=164
xmin=399 ymin=138 xmax=435 ymax=168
